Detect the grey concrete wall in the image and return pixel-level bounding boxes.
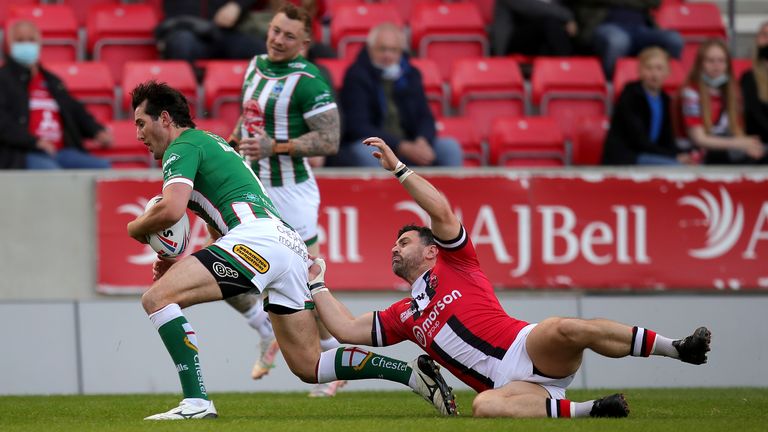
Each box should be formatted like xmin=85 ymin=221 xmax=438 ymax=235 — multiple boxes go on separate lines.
xmin=2 ymin=294 xmax=765 ymax=395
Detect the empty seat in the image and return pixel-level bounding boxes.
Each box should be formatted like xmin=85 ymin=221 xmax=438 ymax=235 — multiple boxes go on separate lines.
xmin=450 ymin=57 xmax=525 ymax=139
xmin=571 ymin=115 xmax=609 ymax=166
xmin=489 ymin=116 xmax=566 ymax=167
xmin=7 ymin=5 xmax=79 ymax=62
xmin=122 ymin=61 xmax=198 ymax=116
xmin=379 ymin=0 xmax=440 ymax=22
xmin=411 ymin=3 xmax=488 ymax=80
xmin=731 ymin=58 xmax=753 ymax=81
xmin=436 ymin=116 xmax=485 ymax=166
xmin=194 ymin=118 xmax=231 ymax=140
xmin=531 ymin=57 xmax=607 ymax=139
xmin=90 ymin=120 xmax=153 ymax=168
xmin=87 ymin=4 xmax=159 ymax=82
xmin=62 ymin=0 xmax=118 ymax=26
xmin=45 ymin=61 xmax=115 ymax=123
xmin=656 ymin=3 xmax=726 ymax=71
xmin=315 ymin=58 xmax=353 ymax=92
xmin=202 ymin=60 xmax=250 ymax=128
xmin=0 ymin=0 xmax=37 ymax=27
xmin=612 ymin=57 xmax=686 ymax=100
xmin=410 ymin=57 xmax=444 ymax=118
xmin=330 ymin=4 xmax=403 ymax=60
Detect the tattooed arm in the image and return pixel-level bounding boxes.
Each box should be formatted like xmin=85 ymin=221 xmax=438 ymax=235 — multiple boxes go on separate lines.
xmin=239 ymin=107 xmax=341 ymax=160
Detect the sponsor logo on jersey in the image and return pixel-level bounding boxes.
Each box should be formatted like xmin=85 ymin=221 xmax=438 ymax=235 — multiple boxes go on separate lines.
xmin=679 ymin=186 xmax=744 ymax=259
xmin=212 ymin=262 xmax=239 ymax=279
xmin=269 ymin=81 xmax=284 ymax=100
xmin=411 ymin=290 xmax=463 ymax=347
xmin=287 ymin=61 xmax=307 ymax=70
xmin=400 ymin=308 xmax=416 ymax=322
xmin=163 ymin=153 xmax=181 ymax=171
xmin=233 ymin=244 xmax=270 ymax=273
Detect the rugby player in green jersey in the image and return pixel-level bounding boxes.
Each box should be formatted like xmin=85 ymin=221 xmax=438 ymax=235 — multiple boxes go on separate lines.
xmin=126 ymin=81 xmax=457 ymax=420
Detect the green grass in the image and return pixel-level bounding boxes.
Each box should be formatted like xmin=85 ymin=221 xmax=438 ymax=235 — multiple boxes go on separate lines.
xmin=1 ymin=388 xmax=766 ymax=432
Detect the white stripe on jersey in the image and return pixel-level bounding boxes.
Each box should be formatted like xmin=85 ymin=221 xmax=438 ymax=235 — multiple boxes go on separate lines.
xmin=257 ymin=80 xmax=276 ymax=113
xmin=163 ymin=177 xmax=194 ymax=189
xmin=303 ymin=102 xmax=337 ymax=119
xmin=231 ymin=202 xmax=258 ymax=225
xmin=243 ymin=73 xmax=262 ymax=104
xmin=189 ymin=190 xmax=228 ymax=235
xmin=273 ymin=74 xmax=300 ymax=141
xmin=434 ymin=226 xmax=467 ymax=249
xmin=372 ymin=313 xmax=385 ymax=347
xmin=432 ymin=324 xmax=502 ymax=381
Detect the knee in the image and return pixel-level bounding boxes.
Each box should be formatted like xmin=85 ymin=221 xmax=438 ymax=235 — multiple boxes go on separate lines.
xmin=472 ymin=391 xmax=495 ymax=418
xmin=288 ymin=363 xmax=318 ymax=384
xmin=141 ymin=288 xmax=168 ymax=314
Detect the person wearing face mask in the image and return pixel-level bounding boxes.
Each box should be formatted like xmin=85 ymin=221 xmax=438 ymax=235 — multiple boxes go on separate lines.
xmin=0 ymin=20 xmax=112 ymax=170
xmin=602 ymin=47 xmax=692 ymax=165
xmin=681 ymin=39 xmax=766 ymax=164
xmin=740 ymin=21 xmax=768 ymax=151
xmin=332 ymin=23 xmax=463 ymax=167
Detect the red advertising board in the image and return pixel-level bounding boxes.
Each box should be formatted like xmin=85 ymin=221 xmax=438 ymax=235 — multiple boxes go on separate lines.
xmin=97 ymin=173 xmax=768 ymax=293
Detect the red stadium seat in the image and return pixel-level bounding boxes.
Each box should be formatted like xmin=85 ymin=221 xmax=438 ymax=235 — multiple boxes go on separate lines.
xmin=612 ymin=57 xmax=686 ymax=101
xmin=315 ymin=58 xmax=353 ymax=92
xmin=571 ymin=115 xmax=609 ymax=166
xmin=655 ymin=3 xmax=726 ymax=71
xmin=379 ymin=0 xmax=440 ymax=22
xmin=450 ymin=57 xmax=525 ymax=140
xmin=202 ymin=60 xmax=250 ymax=128
xmin=411 ymin=3 xmax=488 ymax=80
xmin=531 ymin=57 xmax=608 ymax=139
xmin=194 ymin=118 xmax=231 ymax=140
xmin=62 ymin=0 xmax=118 ymax=26
xmin=87 ymin=4 xmax=159 ymax=83
xmin=89 ymin=120 xmax=153 ymax=168
xmin=7 ymin=5 xmax=79 ymax=62
xmin=410 ymin=58 xmax=445 ymax=118
xmin=0 ymin=0 xmax=37 ymax=27
xmin=45 ymin=61 xmax=115 ymax=123
xmin=122 ymin=61 xmax=198 ymax=116
xmin=436 ymin=116 xmax=485 ymax=166
xmin=461 ymin=0 xmax=495 ymax=25
xmin=731 ymin=58 xmax=753 ymax=81
xmin=330 ymin=4 xmax=403 ymax=60
xmin=489 ymin=116 xmax=566 ymax=167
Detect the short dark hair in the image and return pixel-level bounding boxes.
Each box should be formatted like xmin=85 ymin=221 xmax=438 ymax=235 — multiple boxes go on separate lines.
xmin=278 ymin=2 xmax=312 ymax=39
xmin=397 ymin=225 xmax=436 ymax=246
xmin=130 ymin=80 xmax=196 ymax=128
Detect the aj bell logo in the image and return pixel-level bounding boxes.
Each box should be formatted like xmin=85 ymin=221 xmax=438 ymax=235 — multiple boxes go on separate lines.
xmin=678 ymin=187 xmax=745 ymax=259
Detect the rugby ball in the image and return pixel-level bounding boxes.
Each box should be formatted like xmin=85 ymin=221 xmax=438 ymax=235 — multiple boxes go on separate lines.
xmin=144 ymin=195 xmax=191 ymax=258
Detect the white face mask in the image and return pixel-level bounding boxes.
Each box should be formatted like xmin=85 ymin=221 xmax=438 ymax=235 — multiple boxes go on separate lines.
xmin=380 ymin=63 xmax=402 ymax=81
xmin=701 ymin=73 xmax=729 ymax=88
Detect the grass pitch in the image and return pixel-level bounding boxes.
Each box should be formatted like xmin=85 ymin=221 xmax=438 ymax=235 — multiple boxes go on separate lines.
xmin=1 ymin=388 xmax=766 ymax=432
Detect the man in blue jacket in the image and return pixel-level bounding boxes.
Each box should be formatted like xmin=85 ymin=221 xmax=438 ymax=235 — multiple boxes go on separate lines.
xmin=333 ymin=23 xmax=462 ymax=167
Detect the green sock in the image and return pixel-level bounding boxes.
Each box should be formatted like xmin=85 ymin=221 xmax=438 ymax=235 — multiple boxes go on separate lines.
xmin=157 ymin=316 xmax=209 ymax=400
xmin=325 ymin=347 xmax=413 ymax=386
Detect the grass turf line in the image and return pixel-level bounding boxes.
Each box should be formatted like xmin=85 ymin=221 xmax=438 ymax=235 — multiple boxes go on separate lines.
xmin=0 ymin=388 xmax=766 ymax=432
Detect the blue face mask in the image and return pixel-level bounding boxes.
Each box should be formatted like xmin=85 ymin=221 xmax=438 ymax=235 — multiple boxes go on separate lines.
xmin=701 ymin=73 xmax=729 ymax=88
xmin=10 ymin=42 xmax=41 ymax=67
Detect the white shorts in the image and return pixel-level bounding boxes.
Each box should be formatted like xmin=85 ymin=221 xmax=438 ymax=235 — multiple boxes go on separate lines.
xmin=209 ymin=218 xmax=312 ymax=311
xmin=492 ymin=323 xmax=575 ymax=399
xmin=267 ymin=178 xmax=320 ymax=245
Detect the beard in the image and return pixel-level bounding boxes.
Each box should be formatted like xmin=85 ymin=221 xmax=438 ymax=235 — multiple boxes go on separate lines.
xmin=392 ymin=254 xmax=419 ymax=280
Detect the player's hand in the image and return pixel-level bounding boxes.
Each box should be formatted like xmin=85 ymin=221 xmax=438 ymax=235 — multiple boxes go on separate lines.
xmin=153 ymin=257 xmax=177 ymax=281
xmin=363 ymin=137 xmax=399 ymax=170
xmin=240 ymin=133 xmax=274 ymax=160
xmin=213 ymin=1 xmax=241 ymax=28
xmin=308 ymin=257 xmax=328 ymax=296
xmin=127 ymin=220 xmax=149 ymax=244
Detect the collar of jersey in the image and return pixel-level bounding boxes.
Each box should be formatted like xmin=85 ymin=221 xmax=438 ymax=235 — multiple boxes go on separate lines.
xmin=410 ymin=270 xmax=432 ymax=311
xmin=257 ymin=54 xmax=313 ymax=79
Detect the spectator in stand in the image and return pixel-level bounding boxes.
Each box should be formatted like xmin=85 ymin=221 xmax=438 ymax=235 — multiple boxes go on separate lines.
xmin=155 ymin=1 xmax=267 ymax=78
xmin=740 ymin=21 xmax=768 ymax=148
xmin=490 ymin=0 xmax=576 ymax=57
xmin=0 ymin=20 xmax=112 ymax=170
xmin=682 ymin=39 xmax=766 ymax=164
xmin=333 ymin=23 xmax=462 ymax=167
xmin=571 ymin=0 xmax=683 ymax=77
xmin=602 ymin=47 xmax=691 ymax=165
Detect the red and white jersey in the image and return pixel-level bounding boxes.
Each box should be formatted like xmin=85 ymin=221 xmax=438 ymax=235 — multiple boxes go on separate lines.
xmin=28 ymin=73 xmax=63 ymax=150
xmin=372 ymin=225 xmax=529 ymax=392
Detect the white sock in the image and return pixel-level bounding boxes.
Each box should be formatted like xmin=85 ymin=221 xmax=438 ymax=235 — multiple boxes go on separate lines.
xmin=320 ymin=336 xmax=340 ymax=351
xmin=243 ymin=304 xmax=274 ymax=340
xmin=316 ymin=349 xmax=339 ymax=383
xmin=652 ymin=334 xmax=679 ymax=358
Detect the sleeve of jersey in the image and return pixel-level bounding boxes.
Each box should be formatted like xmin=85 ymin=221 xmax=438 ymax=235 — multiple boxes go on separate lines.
xmin=371 ymin=303 xmax=408 ymax=347
xmin=300 ymin=76 xmax=338 ymax=120
xmin=162 ymin=142 xmax=201 ymax=190
xmin=433 ymin=224 xmax=481 ymax=270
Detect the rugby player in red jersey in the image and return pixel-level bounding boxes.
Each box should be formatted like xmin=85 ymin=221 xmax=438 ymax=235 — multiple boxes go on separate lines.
xmin=309 ymin=136 xmax=712 ymax=418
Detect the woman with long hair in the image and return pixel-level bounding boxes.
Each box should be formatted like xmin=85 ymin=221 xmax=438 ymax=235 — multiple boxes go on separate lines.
xmin=681 ymin=39 xmax=766 ymax=164
xmin=740 ymin=21 xmax=768 ymax=147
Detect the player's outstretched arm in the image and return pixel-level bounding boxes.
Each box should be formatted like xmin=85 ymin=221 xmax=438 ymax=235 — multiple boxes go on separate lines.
xmin=364 ymin=137 xmax=461 ymax=241
xmin=309 ymin=258 xmax=375 ymax=345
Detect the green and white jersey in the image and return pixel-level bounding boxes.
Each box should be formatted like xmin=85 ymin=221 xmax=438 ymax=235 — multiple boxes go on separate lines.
xmin=162 ymin=128 xmax=282 ymax=235
xmin=241 ymin=54 xmax=336 ymax=187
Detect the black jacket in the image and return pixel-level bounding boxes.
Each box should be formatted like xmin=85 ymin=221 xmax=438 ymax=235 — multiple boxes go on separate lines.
xmin=0 ymin=58 xmax=104 ymax=169
xmin=602 ymin=81 xmax=679 ymax=165
xmin=741 ymin=69 xmax=768 ymax=144
xmin=339 ymin=48 xmax=436 ymax=150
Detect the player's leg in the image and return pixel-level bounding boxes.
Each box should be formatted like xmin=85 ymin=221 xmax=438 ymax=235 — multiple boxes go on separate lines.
xmin=224 ymin=292 xmax=281 ymax=379
xmin=142 ymin=254 xmax=223 ymax=420
xmin=527 ymin=317 xmax=712 ymax=379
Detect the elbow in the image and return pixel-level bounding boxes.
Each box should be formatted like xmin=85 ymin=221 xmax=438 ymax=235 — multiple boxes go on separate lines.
xmin=155 ymin=203 xmax=187 ymax=229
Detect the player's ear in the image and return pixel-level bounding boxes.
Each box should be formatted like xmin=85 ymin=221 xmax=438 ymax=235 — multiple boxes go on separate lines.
xmin=424 ymin=244 xmax=438 ymax=260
